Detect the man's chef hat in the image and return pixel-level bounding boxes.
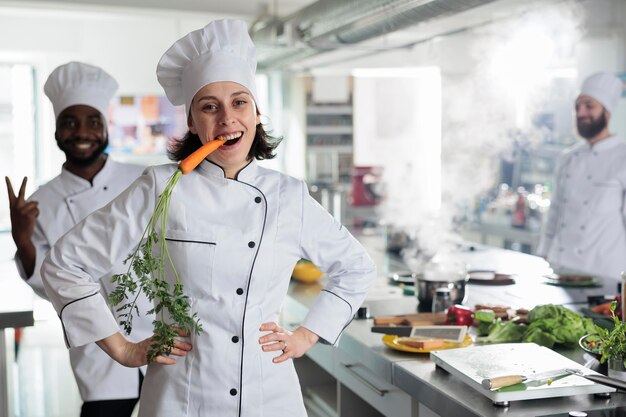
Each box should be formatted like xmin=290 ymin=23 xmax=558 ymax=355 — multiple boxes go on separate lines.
xmin=44 ymin=61 xmax=118 ymax=120
xmin=156 ymin=19 xmax=257 ymax=114
xmin=579 ymin=71 xmax=623 ymax=113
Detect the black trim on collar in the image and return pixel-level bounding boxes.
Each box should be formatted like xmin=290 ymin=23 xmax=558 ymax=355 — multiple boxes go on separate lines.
xmin=233 ymin=160 xmax=253 ymax=180
xmin=205 ymin=159 xmax=254 ymax=180
xmin=206 ymin=160 xmax=227 ymax=177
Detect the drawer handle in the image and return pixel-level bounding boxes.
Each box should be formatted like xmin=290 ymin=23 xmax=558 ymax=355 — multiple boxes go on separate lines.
xmin=343 ymin=363 xmax=389 ymax=396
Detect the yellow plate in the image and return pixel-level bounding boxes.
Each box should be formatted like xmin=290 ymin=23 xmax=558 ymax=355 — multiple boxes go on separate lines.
xmin=382 ymin=334 xmax=473 ymax=353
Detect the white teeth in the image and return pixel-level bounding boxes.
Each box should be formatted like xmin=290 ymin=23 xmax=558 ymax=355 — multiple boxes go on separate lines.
xmin=216 ymin=132 xmax=242 ymax=141
xmin=75 ymin=143 xmax=92 ymax=149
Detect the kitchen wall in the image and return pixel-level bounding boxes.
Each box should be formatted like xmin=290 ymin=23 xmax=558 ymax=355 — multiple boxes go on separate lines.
xmin=0 ymin=0 xmax=625 ymax=231
xmin=0 ymin=3 xmax=241 ymax=185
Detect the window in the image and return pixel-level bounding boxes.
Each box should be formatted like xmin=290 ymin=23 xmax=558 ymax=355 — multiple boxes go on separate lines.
xmin=0 ymin=63 xmax=37 ymax=231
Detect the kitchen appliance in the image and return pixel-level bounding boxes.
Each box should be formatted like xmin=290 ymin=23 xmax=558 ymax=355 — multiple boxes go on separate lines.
xmin=350 ymin=165 xmax=383 ymax=206
xmin=415 ymin=273 xmax=467 ymax=312
xmin=430 ymin=343 xmax=615 ymax=405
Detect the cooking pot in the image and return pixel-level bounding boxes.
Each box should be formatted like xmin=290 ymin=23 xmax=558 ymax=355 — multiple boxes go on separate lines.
xmin=415 ymin=273 xmax=468 ymax=312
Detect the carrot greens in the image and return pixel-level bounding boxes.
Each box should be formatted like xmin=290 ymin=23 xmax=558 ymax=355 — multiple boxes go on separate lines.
xmin=109 ymin=139 xmax=224 ymax=362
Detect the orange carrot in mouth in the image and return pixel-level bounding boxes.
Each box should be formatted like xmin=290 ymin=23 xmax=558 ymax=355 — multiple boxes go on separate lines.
xmin=178 ymin=139 xmax=226 ymax=174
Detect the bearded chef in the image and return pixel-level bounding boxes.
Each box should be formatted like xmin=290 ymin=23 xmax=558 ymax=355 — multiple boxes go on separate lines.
xmin=41 ymin=19 xmax=376 ymax=417
xmin=5 ymin=62 xmax=153 ymax=416
xmin=537 ymin=71 xmax=626 ymax=280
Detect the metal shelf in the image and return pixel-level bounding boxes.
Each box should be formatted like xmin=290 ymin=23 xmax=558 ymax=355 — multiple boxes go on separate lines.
xmin=306 ymin=105 xmax=353 ymax=115
xmin=307 ymin=126 xmax=353 ymax=135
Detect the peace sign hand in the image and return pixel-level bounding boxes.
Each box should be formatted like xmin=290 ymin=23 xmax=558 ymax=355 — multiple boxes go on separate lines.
xmin=5 ymin=176 xmax=39 ymax=247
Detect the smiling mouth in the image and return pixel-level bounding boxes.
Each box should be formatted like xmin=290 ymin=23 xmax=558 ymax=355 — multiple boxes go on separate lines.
xmin=65 ymin=140 xmax=98 ymax=151
xmin=74 ymin=142 xmax=95 ymax=149
xmin=216 ymin=132 xmax=243 ymax=147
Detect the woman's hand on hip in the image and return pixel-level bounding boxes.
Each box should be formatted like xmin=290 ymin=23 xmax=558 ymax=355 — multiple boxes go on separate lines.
xmin=97 ymin=329 xmax=192 ymax=367
xmin=258 ymin=322 xmax=319 ymax=364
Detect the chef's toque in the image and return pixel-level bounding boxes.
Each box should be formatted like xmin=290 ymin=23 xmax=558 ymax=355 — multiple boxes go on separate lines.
xmin=579 ymin=72 xmax=623 ymax=113
xmin=156 ymin=19 xmax=257 ymax=114
xmin=44 ymin=61 xmax=118 ymax=120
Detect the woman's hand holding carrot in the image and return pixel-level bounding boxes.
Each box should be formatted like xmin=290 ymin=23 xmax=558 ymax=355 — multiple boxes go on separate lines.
xmin=258 ymin=322 xmax=319 ymax=364
xmin=97 ymin=329 xmax=193 ymax=367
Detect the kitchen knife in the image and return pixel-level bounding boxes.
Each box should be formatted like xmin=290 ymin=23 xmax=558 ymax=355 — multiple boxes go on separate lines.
xmin=481 ymin=368 xmax=570 ymax=390
xmin=566 ymin=368 xmax=626 ymax=391
xmin=371 ymin=325 xmax=467 ymax=342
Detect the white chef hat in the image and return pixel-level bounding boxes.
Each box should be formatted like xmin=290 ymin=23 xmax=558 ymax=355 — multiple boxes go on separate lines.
xmin=156 ymin=19 xmax=257 ymax=114
xmin=579 ymin=71 xmax=623 ymax=113
xmin=44 ymin=61 xmax=118 ymax=120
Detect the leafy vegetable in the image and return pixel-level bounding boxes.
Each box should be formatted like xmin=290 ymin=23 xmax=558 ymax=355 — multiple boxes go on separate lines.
xmin=523 ymin=304 xmax=595 ymax=348
xmin=477 ymin=319 xmax=526 ymax=344
xmin=474 ymin=309 xmax=496 ymax=336
xmin=478 ymin=304 xmax=595 ymax=348
xmin=109 ymin=139 xmax=224 ymax=361
xmin=593 ymin=301 xmax=626 ymax=365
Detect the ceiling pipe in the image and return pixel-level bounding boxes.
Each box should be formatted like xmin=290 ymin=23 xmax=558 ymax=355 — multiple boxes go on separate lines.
xmin=251 ymin=0 xmax=497 ymax=70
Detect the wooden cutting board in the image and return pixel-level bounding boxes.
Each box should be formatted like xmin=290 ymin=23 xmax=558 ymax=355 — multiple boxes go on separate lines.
xmin=374 ymin=312 xmax=447 ymax=326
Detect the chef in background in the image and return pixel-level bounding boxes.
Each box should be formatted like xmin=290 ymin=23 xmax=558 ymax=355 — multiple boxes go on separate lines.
xmin=537 ymin=71 xmax=625 ymax=280
xmin=5 ymin=62 xmax=153 ymax=417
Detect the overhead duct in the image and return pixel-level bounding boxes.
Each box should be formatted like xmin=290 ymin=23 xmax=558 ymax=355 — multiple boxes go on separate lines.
xmin=251 ymin=0 xmax=498 ymax=70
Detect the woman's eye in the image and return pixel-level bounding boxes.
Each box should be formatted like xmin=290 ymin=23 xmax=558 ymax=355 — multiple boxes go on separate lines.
xmin=203 ymin=104 xmax=217 ymax=111
xmin=90 ymin=120 xmax=103 ymax=128
xmin=63 ymin=120 xmax=76 ymax=128
xmin=234 ymin=99 xmax=247 ymax=106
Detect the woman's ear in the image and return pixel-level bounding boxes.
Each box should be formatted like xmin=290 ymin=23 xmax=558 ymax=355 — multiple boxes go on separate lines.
xmin=188 ymin=112 xmax=198 ymax=135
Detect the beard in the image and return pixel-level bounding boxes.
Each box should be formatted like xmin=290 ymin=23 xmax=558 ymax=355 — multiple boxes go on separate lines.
xmin=577 ymin=110 xmax=608 ymax=140
xmin=58 ymin=135 xmax=109 ymax=167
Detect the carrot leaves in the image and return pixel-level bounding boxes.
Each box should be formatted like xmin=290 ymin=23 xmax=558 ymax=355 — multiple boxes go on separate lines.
xmin=110 ymin=169 xmax=202 ymax=362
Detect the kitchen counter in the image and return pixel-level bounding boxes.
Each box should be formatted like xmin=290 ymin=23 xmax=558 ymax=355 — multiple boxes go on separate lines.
xmin=0 ymin=260 xmax=34 ymax=417
xmin=285 ymin=227 xmax=626 ymax=417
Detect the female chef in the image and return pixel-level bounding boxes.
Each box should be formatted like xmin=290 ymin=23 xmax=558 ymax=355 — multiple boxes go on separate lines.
xmin=41 ymin=19 xmax=376 ymax=417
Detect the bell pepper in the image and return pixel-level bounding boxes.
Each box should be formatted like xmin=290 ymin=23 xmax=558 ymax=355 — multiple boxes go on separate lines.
xmin=446 ymin=304 xmax=474 ymax=326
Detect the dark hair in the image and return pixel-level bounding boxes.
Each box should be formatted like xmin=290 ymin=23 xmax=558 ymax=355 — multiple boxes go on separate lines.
xmin=167 ymin=122 xmax=282 ymax=162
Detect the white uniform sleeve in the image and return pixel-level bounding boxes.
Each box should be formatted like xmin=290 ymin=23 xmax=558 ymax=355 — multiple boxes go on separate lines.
xmin=537 ymin=155 xmax=566 ymax=257
xmin=41 ymin=169 xmax=156 ymax=348
xmin=298 ymin=183 xmax=376 ymax=345
xmin=14 ymin=221 xmax=50 ymax=299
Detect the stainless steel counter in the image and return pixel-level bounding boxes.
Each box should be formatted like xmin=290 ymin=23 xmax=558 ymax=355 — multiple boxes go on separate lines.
xmin=285 ymin=227 xmax=626 ymax=417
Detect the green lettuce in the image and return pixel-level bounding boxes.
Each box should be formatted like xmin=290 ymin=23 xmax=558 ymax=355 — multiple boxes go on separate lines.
xmin=478 ymin=304 xmax=595 ymax=348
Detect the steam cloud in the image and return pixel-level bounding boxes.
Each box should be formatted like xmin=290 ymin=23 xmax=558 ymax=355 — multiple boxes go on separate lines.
xmin=392 ymin=1 xmax=583 ymax=270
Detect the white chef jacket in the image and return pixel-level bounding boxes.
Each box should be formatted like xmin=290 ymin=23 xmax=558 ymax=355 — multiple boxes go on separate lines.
xmin=41 ymin=159 xmax=376 ymax=417
xmin=537 ymin=135 xmax=626 ymax=280
xmin=16 ymin=157 xmax=154 ymax=401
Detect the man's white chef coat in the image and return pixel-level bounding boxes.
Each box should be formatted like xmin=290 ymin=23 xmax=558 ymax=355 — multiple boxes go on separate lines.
xmin=537 ymin=135 xmax=626 ymax=280
xmin=16 ymin=157 xmax=154 ymax=401
xmin=42 ymin=160 xmax=376 ymax=417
